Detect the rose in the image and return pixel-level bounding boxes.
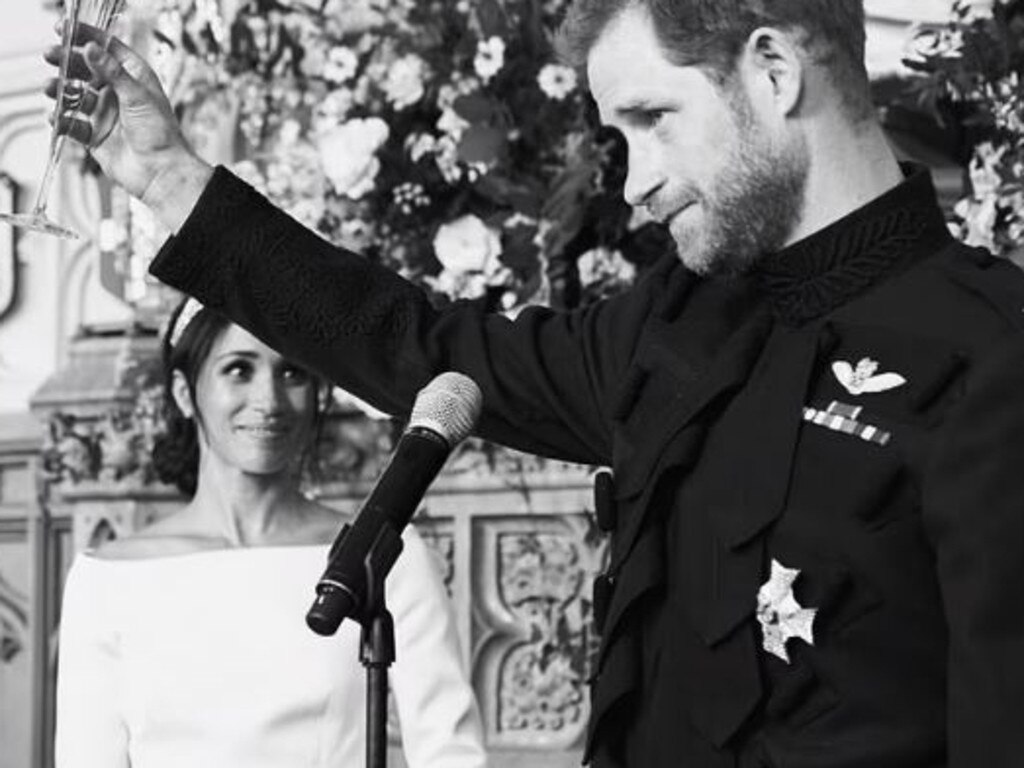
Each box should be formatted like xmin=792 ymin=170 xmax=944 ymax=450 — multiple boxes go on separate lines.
xmin=433 ymin=214 xmax=503 ymax=274
xmin=317 ymin=117 xmax=390 ymax=199
xmin=385 ymin=54 xmax=427 ymax=110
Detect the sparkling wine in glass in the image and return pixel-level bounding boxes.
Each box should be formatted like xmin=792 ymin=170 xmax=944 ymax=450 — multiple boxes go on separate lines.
xmin=0 ymin=0 xmax=126 ymax=239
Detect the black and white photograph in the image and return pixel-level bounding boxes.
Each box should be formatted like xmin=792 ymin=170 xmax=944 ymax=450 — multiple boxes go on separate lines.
xmin=0 ymin=0 xmax=1022 ymax=766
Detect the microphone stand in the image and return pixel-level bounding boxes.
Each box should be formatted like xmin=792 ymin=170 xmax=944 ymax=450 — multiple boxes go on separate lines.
xmin=357 ymin=522 xmax=404 ymax=768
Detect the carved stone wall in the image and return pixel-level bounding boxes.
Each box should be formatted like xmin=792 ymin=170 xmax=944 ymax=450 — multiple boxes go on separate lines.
xmin=313 ymin=455 xmax=608 ymax=767
xmin=0 ymin=412 xmax=72 ymax=768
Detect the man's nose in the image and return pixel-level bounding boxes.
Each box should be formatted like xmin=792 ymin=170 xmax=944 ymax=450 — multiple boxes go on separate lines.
xmin=623 ymin=143 xmax=663 ymax=209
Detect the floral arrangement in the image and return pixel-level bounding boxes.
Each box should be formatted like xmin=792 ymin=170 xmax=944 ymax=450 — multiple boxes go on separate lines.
xmin=903 ymin=0 xmax=1024 ymax=258
xmin=147 ymin=0 xmax=666 ymax=313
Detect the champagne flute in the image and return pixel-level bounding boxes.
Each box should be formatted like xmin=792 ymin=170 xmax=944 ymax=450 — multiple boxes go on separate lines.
xmin=0 ymin=0 xmax=126 ymax=239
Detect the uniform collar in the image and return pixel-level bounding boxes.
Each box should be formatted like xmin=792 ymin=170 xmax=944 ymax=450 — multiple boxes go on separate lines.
xmin=755 ymin=164 xmax=953 ymax=326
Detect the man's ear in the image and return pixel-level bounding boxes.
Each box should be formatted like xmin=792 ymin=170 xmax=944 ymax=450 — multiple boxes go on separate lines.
xmin=739 ymin=26 xmax=804 ymax=117
xmin=171 ymin=370 xmax=195 ymax=420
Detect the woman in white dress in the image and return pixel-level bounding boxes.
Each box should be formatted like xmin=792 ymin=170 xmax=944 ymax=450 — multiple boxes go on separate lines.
xmin=54 ymin=298 xmax=487 ymax=768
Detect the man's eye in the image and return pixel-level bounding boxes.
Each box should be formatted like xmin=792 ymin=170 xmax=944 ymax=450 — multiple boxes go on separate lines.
xmin=641 ymin=110 xmax=667 ymax=127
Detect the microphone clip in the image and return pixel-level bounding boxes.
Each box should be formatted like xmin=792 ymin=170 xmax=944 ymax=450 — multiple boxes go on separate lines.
xmin=306 ymin=521 xmax=405 ymax=635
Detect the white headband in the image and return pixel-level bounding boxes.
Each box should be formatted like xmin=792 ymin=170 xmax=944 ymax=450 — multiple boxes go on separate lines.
xmin=169 ymin=297 xmax=205 ymax=348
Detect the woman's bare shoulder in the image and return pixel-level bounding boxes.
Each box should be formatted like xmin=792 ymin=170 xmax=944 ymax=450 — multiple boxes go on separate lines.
xmin=90 ymin=508 xmax=229 ymax=560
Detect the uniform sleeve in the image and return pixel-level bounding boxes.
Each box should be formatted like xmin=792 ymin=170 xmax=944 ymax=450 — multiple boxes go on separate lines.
xmin=386 ymin=527 xmax=487 ymax=768
xmin=922 ymin=337 xmax=1024 ymax=766
xmin=54 ymin=557 xmax=130 ymax=768
xmin=149 ymin=168 xmax=656 ymax=466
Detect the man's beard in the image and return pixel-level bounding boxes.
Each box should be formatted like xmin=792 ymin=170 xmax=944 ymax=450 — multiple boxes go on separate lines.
xmin=675 ymin=95 xmax=809 ymax=277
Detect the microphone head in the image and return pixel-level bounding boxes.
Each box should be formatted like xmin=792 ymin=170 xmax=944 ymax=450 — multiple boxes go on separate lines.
xmin=409 ymin=372 xmax=482 ymax=445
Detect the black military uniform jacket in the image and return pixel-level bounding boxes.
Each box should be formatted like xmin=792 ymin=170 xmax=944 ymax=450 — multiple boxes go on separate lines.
xmin=151 ymin=165 xmax=1024 ymax=767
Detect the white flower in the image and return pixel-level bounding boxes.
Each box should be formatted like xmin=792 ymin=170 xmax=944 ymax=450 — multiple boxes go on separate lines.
xmin=317 ymin=117 xmax=390 ymax=199
xmin=322 ymin=0 xmax=386 ymax=33
xmin=338 ymin=217 xmax=377 ymax=251
xmin=955 ymin=197 xmax=999 ymax=250
xmin=578 ymin=247 xmax=636 ymax=287
xmin=278 ymin=118 xmax=302 ymax=147
xmin=537 ymin=64 xmax=577 ymax=100
xmin=283 ymin=143 xmax=328 ymax=199
xmin=287 ymin=198 xmax=326 ymax=229
xmin=313 ymin=88 xmax=355 ymax=133
xmin=906 ymin=25 xmax=965 ymax=64
xmin=433 ymin=215 xmax=503 ymax=274
xmin=968 ymin=142 xmax=1005 ymax=198
xmin=230 ymin=159 xmax=266 ymax=193
xmin=405 ymin=132 xmax=438 ymax=162
xmin=384 ymin=54 xmax=426 ymax=110
xmin=437 ymin=83 xmax=461 ymax=110
xmin=474 ymin=36 xmax=506 ymax=83
xmin=437 ymin=107 xmax=470 ymax=139
xmin=962 ymin=0 xmax=996 ymax=20
xmin=437 ymin=78 xmax=480 ymax=111
xmin=434 ymin=135 xmax=463 ymax=183
xmin=265 ymin=161 xmax=292 ymax=198
xmin=300 ymin=43 xmax=328 ymax=78
xmin=324 ymin=46 xmax=359 ymax=83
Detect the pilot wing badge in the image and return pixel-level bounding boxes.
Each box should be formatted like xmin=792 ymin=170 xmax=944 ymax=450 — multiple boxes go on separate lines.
xmin=832 ymin=357 xmax=906 ymax=396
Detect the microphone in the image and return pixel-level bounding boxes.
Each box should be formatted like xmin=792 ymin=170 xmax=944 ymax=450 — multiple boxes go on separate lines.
xmin=306 ymin=372 xmax=482 ymax=636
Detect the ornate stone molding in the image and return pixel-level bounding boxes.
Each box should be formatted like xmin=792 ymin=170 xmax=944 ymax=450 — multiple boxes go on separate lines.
xmin=0 ymin=173 xmax=17 ymax=321
xmin=474 ymin=513 xmax=607 ymax=749
xmin=0 ymin=570 xmax=28 ymax=664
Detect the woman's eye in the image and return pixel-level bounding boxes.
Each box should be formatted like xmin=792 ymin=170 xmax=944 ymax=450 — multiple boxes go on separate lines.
xmin=222 ymin=361 xmax=253 ymax=379
xmin=282 ymin=366 xmax=310 ymax=384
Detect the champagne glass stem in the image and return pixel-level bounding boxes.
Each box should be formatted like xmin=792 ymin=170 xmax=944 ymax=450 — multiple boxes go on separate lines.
xmin=29 ymin=0 xmax=83 ymax=217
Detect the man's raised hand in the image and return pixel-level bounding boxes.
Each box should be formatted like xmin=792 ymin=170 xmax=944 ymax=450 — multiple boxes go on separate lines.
xmin=44 ymin=23 xmax=213 ymax=231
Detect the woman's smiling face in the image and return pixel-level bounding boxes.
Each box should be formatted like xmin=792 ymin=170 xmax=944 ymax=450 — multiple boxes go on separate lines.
xmin=180 ymin=323 xmax=319 ymax=477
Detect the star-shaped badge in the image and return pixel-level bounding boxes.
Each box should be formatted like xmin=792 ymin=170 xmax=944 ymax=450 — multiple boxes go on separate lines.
xmin=756 ymin=559 xmax=817 ymax=664
xmin=832 ymin=357 xmax=906 ymax=396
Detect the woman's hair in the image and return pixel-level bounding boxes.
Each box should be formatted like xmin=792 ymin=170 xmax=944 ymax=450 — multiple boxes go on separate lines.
xmin=557 ymin=0 xmax=871 ymax=120
xmin=151 ymin=299 xmax=330 ymax=496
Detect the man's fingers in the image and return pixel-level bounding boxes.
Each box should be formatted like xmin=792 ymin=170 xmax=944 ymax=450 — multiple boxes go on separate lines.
xmin=67 ymin=21 xmax=111 ymax=48
xmin=53 ymin=114 xmax=94 ymax=146
xmin=74 ymin=27 xmax=166 ymax=94
xmin=47 ymin=25 xmax=165 ymax=96
xmin=44 ymin=80 xmax=102 ymax=115
xmin=43 ymin=48 xmax=97 ymax=83
xmin=81 ymin=42 xmax=146 ymax=102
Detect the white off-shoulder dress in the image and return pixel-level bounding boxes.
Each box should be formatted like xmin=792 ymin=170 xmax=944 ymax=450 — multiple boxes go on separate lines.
xmin=54 ymin=530 xmax=486 ymax=768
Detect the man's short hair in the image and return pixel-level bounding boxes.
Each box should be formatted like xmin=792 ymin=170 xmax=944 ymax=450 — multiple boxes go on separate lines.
xmin=558 ymin=0 xmax=872 ymax=120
